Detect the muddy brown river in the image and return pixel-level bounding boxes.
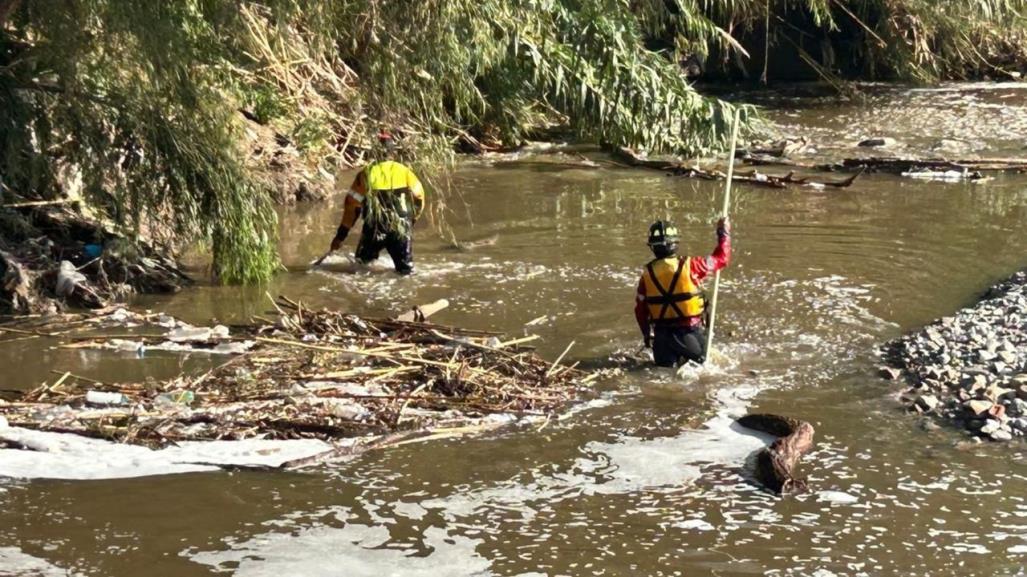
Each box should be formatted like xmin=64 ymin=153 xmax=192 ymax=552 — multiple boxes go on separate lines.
xmin=2 ymin=83 xmax=1027 ymax=576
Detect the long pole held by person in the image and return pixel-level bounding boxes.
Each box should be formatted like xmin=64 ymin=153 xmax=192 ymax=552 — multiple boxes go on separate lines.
xmin=705 ymin=108 xmax=742 ymax=361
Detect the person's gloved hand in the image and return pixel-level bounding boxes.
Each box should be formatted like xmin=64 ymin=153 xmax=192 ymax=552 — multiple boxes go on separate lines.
xmin=643 ymin=334 xmax=652 ymax=349
xmin=717 ymin=216 xmax=730 ymax=237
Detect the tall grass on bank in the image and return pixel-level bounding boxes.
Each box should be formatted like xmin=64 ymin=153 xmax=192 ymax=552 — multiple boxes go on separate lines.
xmin=2 ymin=0 xmax=1025 ymax=283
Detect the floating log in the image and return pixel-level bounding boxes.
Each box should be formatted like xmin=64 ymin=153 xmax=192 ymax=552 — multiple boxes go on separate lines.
xmin=395 ymin=298 xmax=449 ymax=322
xmin=745 ymin=153 xmax=1027 ymax=174
xmin=736 ymin=413 xmax=815 ymax=494
xmin=613 ymin=147 xmax=860 ymax=189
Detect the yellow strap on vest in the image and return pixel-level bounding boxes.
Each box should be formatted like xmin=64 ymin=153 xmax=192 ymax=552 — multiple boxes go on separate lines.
xmin=643 ymin=257 xmax=704 ymax=321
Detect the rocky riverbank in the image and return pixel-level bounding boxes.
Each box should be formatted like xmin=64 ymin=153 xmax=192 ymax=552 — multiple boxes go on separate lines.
xmin=883 ymin=271 xmax=1027 ymax=442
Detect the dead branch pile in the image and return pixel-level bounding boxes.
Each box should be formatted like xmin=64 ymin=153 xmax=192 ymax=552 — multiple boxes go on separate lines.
xmin=0 ymin=206 xmax=189 ymax=315
xmin=0 ymin=299 xmax=594 ymax=449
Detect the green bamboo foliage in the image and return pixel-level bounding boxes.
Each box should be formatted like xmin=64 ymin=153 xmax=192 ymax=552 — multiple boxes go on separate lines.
xmin=2 ymin=0 xmax=1026 ymax=283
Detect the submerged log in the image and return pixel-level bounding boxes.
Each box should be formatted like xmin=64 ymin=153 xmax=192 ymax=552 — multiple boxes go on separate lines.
xmin=736 ymin=414 xmax=815 ymax=494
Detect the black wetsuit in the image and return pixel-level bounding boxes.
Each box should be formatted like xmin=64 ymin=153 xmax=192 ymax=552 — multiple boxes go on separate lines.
xmin=652 ymin=324 xmax=706 ymax=367
xmin=355 ymin=218 xmax=414 ymax=275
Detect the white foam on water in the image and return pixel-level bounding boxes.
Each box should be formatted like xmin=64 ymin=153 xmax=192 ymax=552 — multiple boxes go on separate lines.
xmin=0 ymin=547 xmax=83 ymax=576
xmin=816 ymin=491 xmax=859 ymax=505
xmin=908 ymin=82 xmax=1027 ymax=93
xmin=418 ymin=381 xmax=774 ymax=528
xmin=673 ymin=347 xmax=738 ymax=380
xmin=316 ymin=252 xmax=397 ymax=273
xmin=0 ymin=427 xmax=331 ymax=480
xmin=190 ymin=510 xmax=493 ymax=577
xmin=584 ymin=384 xmax=772 ymax=493
xmin=673 ymin=519 xmax=715 ymax=531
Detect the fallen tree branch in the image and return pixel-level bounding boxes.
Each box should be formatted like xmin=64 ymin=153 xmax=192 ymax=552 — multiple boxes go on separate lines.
xmin=745 ymin=154 xmax=1027 ymax=174
xmin=612 ymin=147 xmax=861 ymax=189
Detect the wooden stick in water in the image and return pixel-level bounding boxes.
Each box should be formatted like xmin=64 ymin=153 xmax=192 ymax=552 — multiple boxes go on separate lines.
xmin=311 ymin=250 xmax=333 ymax=268
xmin=705 ymin=109 xmax=742 ymax=362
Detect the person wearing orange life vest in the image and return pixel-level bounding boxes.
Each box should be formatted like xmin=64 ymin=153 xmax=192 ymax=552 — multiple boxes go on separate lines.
xmin=328 ymin=132 xmax=425 ymax=275
xmin=634 ymin=218 xmax=731 ymax=366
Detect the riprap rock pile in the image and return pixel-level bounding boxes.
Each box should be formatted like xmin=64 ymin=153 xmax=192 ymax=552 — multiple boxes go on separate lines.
xmin=884 ymin=271 xmax=1027 ymax=441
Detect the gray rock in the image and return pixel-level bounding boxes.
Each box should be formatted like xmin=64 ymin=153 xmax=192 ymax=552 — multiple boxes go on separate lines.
xmin=990 ymin=428 xmax=1013 ymax=442
xmin=980 ymin=419 xmax=1002 ymax=435
xmin=915 ymin=394 xmax=940 ymax=413
xmin=985 ymin=384 xmax=1015 ymax=402
xmin=965 ymin=399 xmax=994 ymax=417
xmin=979 ymin=350 xmax=999 ymax=362
xmin=858 ymin=137 xmax=897 ymax=148
xmin=931 ymin=139 xmax=973 ymax=154
xmin=961 ymin=374 xmax=990 ymax=393
xmin=878 ymin=366 xmax=901 ymax=380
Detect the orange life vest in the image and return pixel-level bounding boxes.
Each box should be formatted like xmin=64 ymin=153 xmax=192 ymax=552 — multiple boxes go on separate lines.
xmin=641 ymin=256 xmax=705 ymax=323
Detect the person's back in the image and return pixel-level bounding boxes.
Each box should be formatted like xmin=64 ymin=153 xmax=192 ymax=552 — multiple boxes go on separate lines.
xmin=327 ymin=133 xmax=425 ymax=275
xmin=634 ymin=218 xmax=731 ymax=366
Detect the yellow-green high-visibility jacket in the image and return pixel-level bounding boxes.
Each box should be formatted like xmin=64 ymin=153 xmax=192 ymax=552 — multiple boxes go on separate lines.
xmin=340 ymin=160 xmax=425 ymax=230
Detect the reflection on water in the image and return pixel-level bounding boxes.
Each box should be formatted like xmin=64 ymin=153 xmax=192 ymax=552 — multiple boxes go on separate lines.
xmin=2 ymin=84 xmax=1027 ymax=576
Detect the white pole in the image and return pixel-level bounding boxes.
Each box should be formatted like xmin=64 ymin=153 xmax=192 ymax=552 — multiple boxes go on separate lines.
xmin=705 ymin=108 xmax=741 ymax=362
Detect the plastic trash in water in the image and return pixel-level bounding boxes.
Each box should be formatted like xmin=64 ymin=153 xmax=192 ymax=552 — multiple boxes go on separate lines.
xmin=106 ymin=339 xmax=145 ymax=354
xmin=211 ymin=341 xmax=254 ymax=354
xmin=55 ymin=260 xmax=87 ymax=297
xmin=83 ymin=244 xmax=103 ymax=259
xmin=85 ymin=391 xmax=127 ymax=406
xmin=156 ymin=313 xmax=178 ymax=328
xmin=166 ymin=326 xmax=213 ymax=342
xmin=108 ymin=308 xmax=134 ymax=324
xmin=901 ymin=169 xmax=988 ymax=182
xmin=155 ymin=390 xmax=195 ymax=407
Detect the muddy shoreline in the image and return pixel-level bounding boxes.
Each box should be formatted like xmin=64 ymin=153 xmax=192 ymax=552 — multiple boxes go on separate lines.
xmin=884 ymin=270 xmax=1027 ymax=441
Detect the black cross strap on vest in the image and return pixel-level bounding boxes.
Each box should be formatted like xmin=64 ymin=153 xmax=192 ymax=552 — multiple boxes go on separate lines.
xmin=645 ymin=258 xmax=700 ymax=322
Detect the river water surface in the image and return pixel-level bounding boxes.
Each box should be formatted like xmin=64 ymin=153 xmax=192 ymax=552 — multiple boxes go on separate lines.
xmin=1 ymin=84 xmax=1027 ymax=576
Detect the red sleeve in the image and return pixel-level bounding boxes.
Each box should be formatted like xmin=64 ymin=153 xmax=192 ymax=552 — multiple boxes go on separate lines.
xmin=634 ymin=276 xmax=650 ymax=337
xmin=690 ymin=231 xmax=731 ymax=284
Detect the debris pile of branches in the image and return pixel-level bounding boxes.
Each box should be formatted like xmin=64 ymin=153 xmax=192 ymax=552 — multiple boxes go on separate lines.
xmin=744 ymin=154 xmax=1027 ymax=177
xmin=0 ymin=205 xmax=189 ymax=315
xmin=611 ymin=147 xmax=862 ymax=189
xmin=0 ymin=299 xmax=593 ymax=450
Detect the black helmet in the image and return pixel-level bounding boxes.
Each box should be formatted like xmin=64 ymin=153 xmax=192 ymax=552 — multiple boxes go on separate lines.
xmin=647 ymin=220 xmax=679 ymax=253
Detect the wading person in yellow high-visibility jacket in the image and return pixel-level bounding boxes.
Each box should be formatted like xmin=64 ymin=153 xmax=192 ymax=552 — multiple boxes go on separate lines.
xmin=634 ymin=218 xmax=731 ymax=366
xmin=328 ymin=132 xmax=425 ymax=275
